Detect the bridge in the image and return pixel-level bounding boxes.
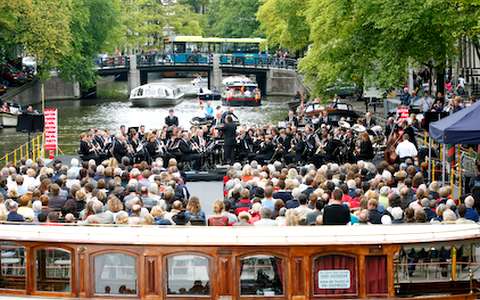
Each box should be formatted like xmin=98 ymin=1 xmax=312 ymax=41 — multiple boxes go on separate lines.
xmin=95 ymin=54 xmax=301 ymax=97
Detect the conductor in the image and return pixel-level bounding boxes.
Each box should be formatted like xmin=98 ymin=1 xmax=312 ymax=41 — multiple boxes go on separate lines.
xmin=221 ymin=115 xmax=237 ymax=165
xmin=165 ymin=109 xmax=179 ymax=127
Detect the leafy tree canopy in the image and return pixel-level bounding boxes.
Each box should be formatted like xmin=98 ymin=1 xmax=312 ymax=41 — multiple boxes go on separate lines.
xmin=257 ymin=0 xmax=309 ymax=53
xmin=206 ymin=0 xmax=261 ymax=37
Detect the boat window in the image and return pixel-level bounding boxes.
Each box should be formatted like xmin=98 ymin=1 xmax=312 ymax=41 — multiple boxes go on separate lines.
xmin=366 ymin=256 xmax=387 ymax=295
xmin=395 ymin=246 xmax=453 ymax=283
xmin=240 ymin=255 xmax=284 ymax=296
xmin=167 ymin=254 xmax=210 ymax=296
xmin=165 ymin=89 xmax=170 ymax=97
xmin=313 ymin=254 xmax=357 ymax=296
xmin=94 ymin=253 xmax=137 ymax=295
xmin=35 ymin=248 xmax=71 ymax=292
xmin=137 ymin=88 xmax=143 ymax=97
xmin=0 ymin=243 xmax=26 ymax=290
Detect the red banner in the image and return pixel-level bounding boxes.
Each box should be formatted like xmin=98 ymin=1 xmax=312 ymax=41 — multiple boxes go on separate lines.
xmin=44 ymin=108 xmax=57 ymax=151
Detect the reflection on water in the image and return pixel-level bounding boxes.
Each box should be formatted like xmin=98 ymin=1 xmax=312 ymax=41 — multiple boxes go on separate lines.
xmin=0 ymin=77 xmax=290 ymax=155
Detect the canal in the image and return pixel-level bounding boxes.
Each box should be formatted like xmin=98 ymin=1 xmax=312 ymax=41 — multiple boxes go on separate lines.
xmin=0 ymin=77 xmax=290 ymax=156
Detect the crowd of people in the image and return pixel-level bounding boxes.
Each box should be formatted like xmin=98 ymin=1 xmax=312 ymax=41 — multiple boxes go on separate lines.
xmin=2 ymin=86 xmax=480 ymax=227
xmin=1 ymin=148 xmax=479 ymax=226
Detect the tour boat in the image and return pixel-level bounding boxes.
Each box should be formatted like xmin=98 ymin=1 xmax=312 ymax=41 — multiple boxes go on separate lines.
xmin=0 ymin=104 xmax=22 ymax=127
xmin=222 ymin=76 xmax=261 ymax=106
xmin=0 ymin=111 xmax=18 ymax=127
xmin=130 ymin=83 xmax=184 ymax=107
xmin=0 ymin=223 xmax=478 ymax=299
xmin=197 ymin=88 xmax=221 ymax=101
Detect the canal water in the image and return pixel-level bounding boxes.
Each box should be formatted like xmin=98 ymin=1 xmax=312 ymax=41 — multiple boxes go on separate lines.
xmin=0 ymin=77 xmax=290 ymax=156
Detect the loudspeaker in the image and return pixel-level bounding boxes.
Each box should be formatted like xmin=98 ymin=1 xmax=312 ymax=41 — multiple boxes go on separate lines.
xmin=16 ymin=113 xmax=44 ymax=133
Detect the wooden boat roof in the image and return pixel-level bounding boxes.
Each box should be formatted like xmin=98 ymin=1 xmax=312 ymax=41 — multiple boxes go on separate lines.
xmin=0 ymin=224 xmax=479 ymax=246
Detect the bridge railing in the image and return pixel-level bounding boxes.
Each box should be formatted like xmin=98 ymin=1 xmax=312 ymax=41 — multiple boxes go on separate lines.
xmin=95 ymin=56 xmax=130 ymax=69
xmin=96 ymin=54 xmax=297 ymax=70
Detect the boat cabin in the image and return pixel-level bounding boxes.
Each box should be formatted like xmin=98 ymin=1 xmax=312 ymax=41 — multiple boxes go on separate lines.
xmin=0 ymin=224 xmax=478 ymax=299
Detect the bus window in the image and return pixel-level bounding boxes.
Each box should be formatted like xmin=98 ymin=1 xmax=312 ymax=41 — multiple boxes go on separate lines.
xmin=35 ymin=248 xmax=71 ymax=292
xmin=239 ymin=255 xmax=283 ymax=296
xmin=0 ymin=243 xmax=26 ymax=290
xmin=94 ymin=253 xmax=137 ymax=296
xmin=167 ymin=254 xmax=210 ymax=296
xmin=313 ymin=254 xmax=357 ymax=296
xmin=174 ymin=43 xmax=186 ymax=53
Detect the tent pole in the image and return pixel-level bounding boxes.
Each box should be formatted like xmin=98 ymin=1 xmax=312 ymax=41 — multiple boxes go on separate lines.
xmin=442 ymin=144 xmax=446 ymax=185
xmin=428 ymin=136 xmax=432 ymax=183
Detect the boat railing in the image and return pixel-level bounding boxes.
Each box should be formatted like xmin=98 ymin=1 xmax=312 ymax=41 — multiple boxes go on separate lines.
xmin=0 ymin=133 xmax=43 ymax=167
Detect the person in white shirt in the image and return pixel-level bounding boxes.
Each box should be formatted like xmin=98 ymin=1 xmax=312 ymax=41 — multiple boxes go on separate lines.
xmin=395 ymin=134 xmax=418 ymax=161
xmin=421 ymin=92 xmax=433 ymax=112
xmin=254 ymin=207 xmax=277 ymax=226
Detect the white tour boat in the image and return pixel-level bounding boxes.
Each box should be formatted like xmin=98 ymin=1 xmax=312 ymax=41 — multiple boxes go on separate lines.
xmin=130 ymin=83 xmax=184 ymax=107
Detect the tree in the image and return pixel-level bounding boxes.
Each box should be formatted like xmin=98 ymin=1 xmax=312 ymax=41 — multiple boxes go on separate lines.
xmin=178 ymin=0 xmax=209 ymax=14
xmin=58 ymin=0 xmax=122 ymax=88
xmin=206 ymin=0 xmax=261 ymax=37
xmin=257 ymin=0 xmax=310 ymax=53
xmin=166 ymin=4 xmax=204 ymax=36
xmin=0 ymin=1 xmax=30 ymax=62
xmin=118 ymin=0 xmax=203 ymax=53
xmin=298 ymin=0 xmax=480 ymax=95
xmin=16 ymin=0 xmax=73 ymax=80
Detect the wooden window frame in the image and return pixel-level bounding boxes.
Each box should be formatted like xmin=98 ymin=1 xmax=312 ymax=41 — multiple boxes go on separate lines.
xmin=31 ymin=246 xmax=74 ymax=298
xmin=311 ymin=252 xmax=359 ymax=299
xmin=164 ymin=252 xmax=212 ymax=299
xmin=236 ymin=251 xmax=287 ymax=300
xmin=0 ymin=242 xmax=27 ymax=295
xmin=365 ymin=255 xmax=388 ymax=297
xmin=90 ymin=250 xmax=139 ymax=298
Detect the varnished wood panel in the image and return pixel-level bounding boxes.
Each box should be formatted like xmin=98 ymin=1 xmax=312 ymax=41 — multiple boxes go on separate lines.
xmin=0 ymin=240 xmax=476 ymax=299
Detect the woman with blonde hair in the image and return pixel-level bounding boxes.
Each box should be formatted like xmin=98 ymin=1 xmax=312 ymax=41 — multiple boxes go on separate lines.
xmin=115 ymin=211 xmax=129 ymax=225
xmin=207 ymin=200 xmax=228 ymax=226
xmin=151 ymin=205 xmax=172 ymax=225
xmin=285 ymin=209 xmax=300 ymax=226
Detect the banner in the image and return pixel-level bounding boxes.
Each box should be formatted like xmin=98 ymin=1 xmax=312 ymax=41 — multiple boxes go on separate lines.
xmin=44 ymin=108 xmax=58 ymax=151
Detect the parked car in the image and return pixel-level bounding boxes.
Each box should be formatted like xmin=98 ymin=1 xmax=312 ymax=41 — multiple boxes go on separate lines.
xmin=0 ymin=64 xmax=28 ymax=86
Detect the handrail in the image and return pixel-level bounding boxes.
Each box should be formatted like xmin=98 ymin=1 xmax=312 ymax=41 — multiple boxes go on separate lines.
xmin=96 ymin=54 xmax=298 ymax=71
xmin=0 ymin=134 xmax=43 ymax=167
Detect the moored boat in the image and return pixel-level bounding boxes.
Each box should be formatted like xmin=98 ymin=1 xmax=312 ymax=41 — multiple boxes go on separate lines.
xmin=222 ymin=76 xmax=261 ymax=106
xmin=130 ymin=83 xmax=184 ymax=107
xmin=197 ymin=88 xmax=221 ymax=101
xmin=0 ymin=112 xmax=18 ymax=127
xmin=0 ymin=103 xmax=21 ymax=127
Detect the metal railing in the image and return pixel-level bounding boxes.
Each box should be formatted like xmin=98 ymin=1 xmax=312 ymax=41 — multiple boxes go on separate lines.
xmin=96 ymin=54 xmax=298 ymax=71
xmin=0 ymin=134 xmax=43 ymax=167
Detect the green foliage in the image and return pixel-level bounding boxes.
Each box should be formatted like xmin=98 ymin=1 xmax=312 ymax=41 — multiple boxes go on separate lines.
xmin=58 ymin=0 xmax=122 ymax=88
xmin=178 ymin=0 xmax=209 ymax=14
xmin=257 ymin=0 xmax=310 ymax=53
xmin=206 ymin=0 xmax=261 ymax=37
xmin=167 ymin=4 xmax=204 ymax=36
xmin=296 ymin=0 xmax=480 ymax=95
xmin=118 ymin=0 xmax=203 ymax=52
xmin=16 ymin=0 xmax=73 ymax=80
